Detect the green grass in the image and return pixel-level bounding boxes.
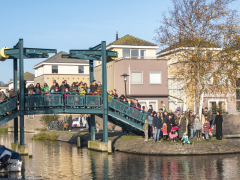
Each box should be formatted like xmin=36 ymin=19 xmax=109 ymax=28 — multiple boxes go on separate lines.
xmin=0 ymin=128 xmax=8 ymax=133
xmin=119 ymin=135 xmax=143 ymax=140
xmin=146 ymin=138 xmax=220 ymax=144
xmin=32 ymin=132 xmax=58 ymax=141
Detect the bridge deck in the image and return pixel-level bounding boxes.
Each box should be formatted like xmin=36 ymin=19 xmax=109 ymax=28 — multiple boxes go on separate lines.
xmin=0 ymin=93 xmax=147 ymax=135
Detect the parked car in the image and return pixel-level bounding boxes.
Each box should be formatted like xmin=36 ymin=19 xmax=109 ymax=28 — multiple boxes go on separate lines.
xmin=72 ymin=116 xmax=86 ymax=128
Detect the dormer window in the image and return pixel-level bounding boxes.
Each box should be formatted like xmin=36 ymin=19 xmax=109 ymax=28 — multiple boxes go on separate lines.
xmin=122 ymin=49 xmax=147 ymax=59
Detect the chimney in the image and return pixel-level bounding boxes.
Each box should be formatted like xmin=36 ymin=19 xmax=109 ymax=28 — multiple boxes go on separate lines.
xmin=116 ymin=31 xmax=118 ymax=41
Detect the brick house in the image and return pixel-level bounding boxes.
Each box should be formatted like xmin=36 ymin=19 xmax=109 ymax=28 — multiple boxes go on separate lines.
xmin=94 ymin=34 xmax=168 ymax=111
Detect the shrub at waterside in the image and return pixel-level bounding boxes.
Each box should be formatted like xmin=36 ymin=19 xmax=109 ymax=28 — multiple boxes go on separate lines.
xmin=32 ymin=132 xmax=58 ymax=141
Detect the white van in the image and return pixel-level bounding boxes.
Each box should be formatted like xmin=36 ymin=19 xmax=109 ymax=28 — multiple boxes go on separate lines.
xmin=72 ymin=116 xmax=86 ymax=128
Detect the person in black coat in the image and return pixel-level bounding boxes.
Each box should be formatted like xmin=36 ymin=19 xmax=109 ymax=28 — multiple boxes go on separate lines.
xmin=90 ymin=80 xmax=98 ymax=93
xmin=166 ymin=115 xmax=175 ymax=136
xmin=213 ymin=110 xmax=223 ymax=140
xmin=153 ymin=112 xmax=162 ymax=142
xmin=67 ymin=115 xmax=73 ymax=131
xmin=86 ymin=114 xmax=91 ymax=133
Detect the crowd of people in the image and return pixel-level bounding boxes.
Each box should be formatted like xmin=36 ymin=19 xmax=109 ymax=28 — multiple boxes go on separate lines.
xmin=1 ymin=79 xmax=224 ymax=143
xmin=144 ymin=106 xmax=223 ymax=143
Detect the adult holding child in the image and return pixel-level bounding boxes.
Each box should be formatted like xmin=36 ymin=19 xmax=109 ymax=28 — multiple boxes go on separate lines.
xmin=213 ymin=109 xmax=223 ymax=140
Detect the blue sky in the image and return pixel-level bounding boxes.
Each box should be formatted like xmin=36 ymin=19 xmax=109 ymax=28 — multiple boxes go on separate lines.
xmin=0 ymin=0 xmax=239 ymax=84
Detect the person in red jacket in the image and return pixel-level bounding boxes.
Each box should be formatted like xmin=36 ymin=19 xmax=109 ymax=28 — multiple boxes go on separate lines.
xmin=203 ymin=119 xmax=210 ymax=142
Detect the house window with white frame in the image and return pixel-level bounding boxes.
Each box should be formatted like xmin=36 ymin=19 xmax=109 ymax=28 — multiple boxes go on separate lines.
xmin=208 ymin=99 xmax=227 ymax=114
xmin=78 ymin=66 xmax=84 ymax=74
xmin=131 ymin=71 xmax=143 ymax=84
xmin=122 ymin=49 xmax=147 ymax=59
xmin=138 ymin=100 xmax=158 ymax=111
xmin=150 ymin=71 xmax=161 ymax=84
xmin=52 ymin=65 xmax=58 ymax=74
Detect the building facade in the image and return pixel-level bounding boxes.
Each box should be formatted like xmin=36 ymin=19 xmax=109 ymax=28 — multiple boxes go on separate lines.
xmin=33 ymin=51 xmax=90 ymax=86
xmin=157 ymin=47 xmax=238 ymax=114
xmin=95 ymin=34 xmax=168 ymax=112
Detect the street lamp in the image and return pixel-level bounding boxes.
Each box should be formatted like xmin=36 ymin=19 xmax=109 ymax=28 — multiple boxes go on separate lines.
xmin=121 ymin=73 xmax=129 ymax=97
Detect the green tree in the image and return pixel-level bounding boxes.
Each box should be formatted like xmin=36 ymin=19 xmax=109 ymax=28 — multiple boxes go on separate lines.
xmin=40 ymin=114 xmax=59 ymax=127
xmin=155 ymin=0 xmax=240 ymax=117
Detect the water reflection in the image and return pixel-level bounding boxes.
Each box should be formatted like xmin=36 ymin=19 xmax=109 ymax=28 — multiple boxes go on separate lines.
xmin=0 ymin=133 xmax=240 ymax=179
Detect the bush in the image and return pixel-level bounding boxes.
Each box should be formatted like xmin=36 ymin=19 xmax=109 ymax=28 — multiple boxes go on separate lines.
xmin=40 ymin=114 xmax=59 ymax=127
xmin=0 ymin=128 xmax=7 ymax=133
xmin=32 ymin=132 xmax=58 ymax=141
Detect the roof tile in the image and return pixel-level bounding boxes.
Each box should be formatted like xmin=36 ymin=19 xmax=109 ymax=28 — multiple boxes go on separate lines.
xmin=33 ymin=51 xmax=88 ymax=68
xmin=107 ymin=34 xmax=157 ymax=47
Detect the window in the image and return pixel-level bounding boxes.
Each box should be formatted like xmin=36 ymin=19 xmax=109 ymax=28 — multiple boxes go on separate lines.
xmin=139 ymin=100 xmax=158 ymax=111
xmin=123 ymin=49 xmax=130 ymax=57
xmin=131 ymin=49 xmax=139 ymax=59
xmin=131 ymin=71 xmax=143 ymax=84
xmin=122 ymin=49 xmax=147 ymax=59
xmin=78 ymin=66 xmax=84 ymax=73
xmin=140 ymin=50 xmax=146 ymax=59
xmin=52 ymin=65 xmax=58 ymax=74
xmin=208 ymin=99 xmax=227 ymax=114
xmin=149 ymin=72 xmax=161 ymax=84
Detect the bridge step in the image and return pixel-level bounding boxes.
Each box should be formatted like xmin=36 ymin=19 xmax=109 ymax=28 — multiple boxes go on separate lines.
xmin=97 ymin=111 xmax=144 ymax=136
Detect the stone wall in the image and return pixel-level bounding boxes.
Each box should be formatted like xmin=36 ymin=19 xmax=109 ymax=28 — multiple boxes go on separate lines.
xmin=221 ymin=113 xmax=240 ymax=135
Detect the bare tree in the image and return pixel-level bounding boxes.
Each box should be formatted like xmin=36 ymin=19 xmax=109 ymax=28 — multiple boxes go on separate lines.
xmin=155 ymin=0 xmax=240 ymax=117
xmin=0 ymin=81 xmax=5 ymax=86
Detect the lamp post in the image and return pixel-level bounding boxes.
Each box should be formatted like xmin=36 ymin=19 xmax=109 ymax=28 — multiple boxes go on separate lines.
xmin=121 ymin=74 xmax=129 ymax=97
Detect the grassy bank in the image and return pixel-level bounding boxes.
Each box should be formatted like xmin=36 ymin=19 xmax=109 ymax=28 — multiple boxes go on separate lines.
xmin=32 ymin=132 xmax=58 ymax=140
xmin=0 ymin=128 xmax=8 ymax=133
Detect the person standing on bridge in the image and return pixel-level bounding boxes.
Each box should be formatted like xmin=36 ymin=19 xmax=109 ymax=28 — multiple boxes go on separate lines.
xmin=64 ymin=80 xmax=70 ymax=90
xmin=97 ymin=82 xmax=102 ymax=93
xmin=90 ymin=80 xmax=98 ymax=93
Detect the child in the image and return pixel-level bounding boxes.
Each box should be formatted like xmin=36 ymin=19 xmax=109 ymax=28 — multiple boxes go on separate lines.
xmin=194 ymin=115 xmax=202 ymax=141
xmin=203 ymin=119 xmax=210 ymax=142
xmin=169 ymin=126 xmax=178 ymax=142
xmin=95 ymin=120 xmax=100 ymax=133
xmin=80 ymin=87 xmax=86 ymax=95
xmin=143 ymin=120 xmax=149 ymax=141
xmin=45 ymin=89 xmax=50 ymax=106
xmin=162 ymin=123 xmax=168 ymax=140
xmin=181 ymin=132 xmax=192 ymax=145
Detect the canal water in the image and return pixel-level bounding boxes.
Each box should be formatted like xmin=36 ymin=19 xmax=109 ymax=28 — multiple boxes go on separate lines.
xmin=0 ymin=133 xmax=240 ymax=180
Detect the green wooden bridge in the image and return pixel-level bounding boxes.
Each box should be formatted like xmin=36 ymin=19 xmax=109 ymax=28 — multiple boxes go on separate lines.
xmin=0 ymin=39 xmax=147 ymax=147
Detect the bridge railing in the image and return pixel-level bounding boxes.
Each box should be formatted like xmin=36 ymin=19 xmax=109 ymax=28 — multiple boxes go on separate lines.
xmin=108 ymin=95 xmax=149 ymax=124
xmin=0 ymin=95 xmax=18 ymax=117
xmin=24 ymin=92 xmax=103 ymax=109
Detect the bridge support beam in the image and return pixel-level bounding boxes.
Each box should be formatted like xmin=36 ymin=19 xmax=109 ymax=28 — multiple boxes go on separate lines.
xmin=13 ymin=58 xmax=18 ymax=143
xmin=102 ymin=41 xmax=108 ymax=143
xmin=89 ymin=60 xmax=95 ymax=141
xmin=19 ymin=39 xmax=25 ymax=146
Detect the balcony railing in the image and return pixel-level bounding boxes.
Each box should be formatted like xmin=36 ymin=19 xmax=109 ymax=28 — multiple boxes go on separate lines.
xmin=115 ymin=56 xmax=158 ymax=61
